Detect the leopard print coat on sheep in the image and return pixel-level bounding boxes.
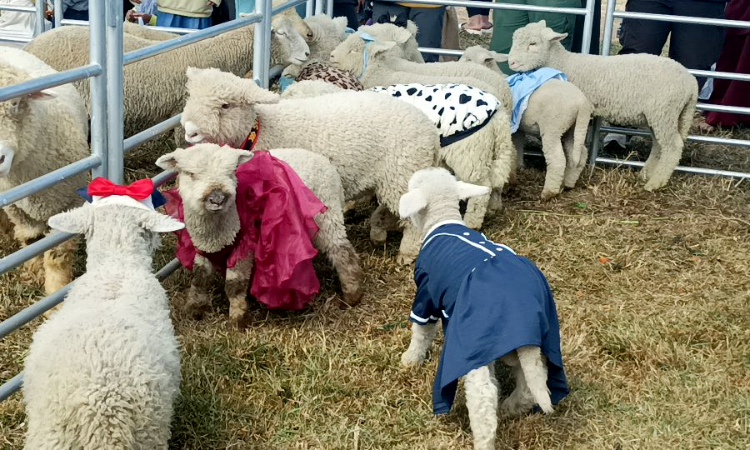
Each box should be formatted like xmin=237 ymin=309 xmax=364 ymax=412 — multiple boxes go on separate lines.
xmin=295 ymin=62 xmax=364 ymax=91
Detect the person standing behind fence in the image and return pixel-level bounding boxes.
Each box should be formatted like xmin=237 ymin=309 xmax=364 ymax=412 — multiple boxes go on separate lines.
xmin=490 ymin=0 xmax=582 ymax=74
xmin=156 ymin=0 xmax=220 ymax=29
xmin=617 ymin=0 xmax=728 ymax=91
xmin=334 ymin=0 xmax=364 ymax=30
xmin=370 ymin=0 xmax=445 ymax=62
xmin=61 ymin=0 xmax=88 ymax=21
xmin=462 ymin=5 xmax=492 ymax=34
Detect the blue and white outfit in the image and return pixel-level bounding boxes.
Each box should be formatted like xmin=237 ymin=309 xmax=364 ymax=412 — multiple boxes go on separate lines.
xmin=409 ymin=220 xmax=569 ymax=415
xmin=506 ymin=67 xmax=568 ymax=133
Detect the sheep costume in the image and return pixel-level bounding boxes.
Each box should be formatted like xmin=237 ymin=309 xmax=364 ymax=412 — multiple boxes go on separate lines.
xmin=163 ymin=150 xmax=327 ymax=310
xmin=409 ymin=222 xmax=569 ymax=414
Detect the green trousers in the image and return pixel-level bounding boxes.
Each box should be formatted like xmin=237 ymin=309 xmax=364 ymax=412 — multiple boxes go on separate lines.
xmin=490 ymin=0 xmax=580 ymax=74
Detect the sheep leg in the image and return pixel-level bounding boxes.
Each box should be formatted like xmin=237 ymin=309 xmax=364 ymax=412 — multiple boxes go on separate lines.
xmin=464 ymin=363 xmax=499 ymax=450
xmin=369 ymin=204 xmax=400 ymax=244
xmin=501 ymin=346 xmax=552 ymax=416
xmin=185 ymin=254 xmax=215 ymax=320
xmin=540 ymin=132 xmax=566 ymax=201
xmin=640 ymin=129 xmax=662 ymax=182
xmin=512 ymin=132 xmax=527 ymax=169
xmin=41 ymin=237 xmax=78 ymax=319
xmin=563 ymin=124 xmax=588 ymax=189
xmin=5 ymin=205 xmax=46 ymax=286
xmin=464 ymin=190 xmax=492 ymax=230
xmin=225 ymin=256 xmax=253 ymax=329
xmin=401 ymin=321 xmax=438 ymax=366
xmin=644 ymin=121 xmax=683 ymax=191
xmin=314 ymin=210 xmax=364 ymax=307
xmin=397 ymin=221 xmax=422 ymax=265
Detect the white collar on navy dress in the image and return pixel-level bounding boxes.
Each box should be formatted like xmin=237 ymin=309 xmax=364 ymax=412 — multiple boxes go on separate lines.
xmin=423 ymin=219 xmax=465 ymax=242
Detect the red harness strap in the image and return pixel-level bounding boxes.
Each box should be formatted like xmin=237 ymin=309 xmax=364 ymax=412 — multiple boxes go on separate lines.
xmin=240 ymin=118 xmax=261 ymax=151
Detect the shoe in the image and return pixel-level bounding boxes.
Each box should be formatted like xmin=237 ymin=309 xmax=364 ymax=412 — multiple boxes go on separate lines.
xmin=460 ymin=22 xmax=483 ymax=35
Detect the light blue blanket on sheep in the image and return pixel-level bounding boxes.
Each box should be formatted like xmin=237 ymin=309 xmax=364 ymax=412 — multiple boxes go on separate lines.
xmin=506 ymin=68 xmax=568 ymax=133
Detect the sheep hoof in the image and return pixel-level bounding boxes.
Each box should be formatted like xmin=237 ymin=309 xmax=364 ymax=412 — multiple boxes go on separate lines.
xmin=184 ymin=296 xmax=212 ymax=320
xmin=228 ymin=313 xmax=250 ymax=330
xmin=397 ymin=253 xmax=417 ymax=266
xmin=540 ymin=189 xmax=560 ymax=201
xmin=370 ymin=227 xmax=388 ymax=244
xmin=400 ymin=350 xmax=425 ymax=367
xmin=501 ymin=397 xmax=532 ymax=417
xmin=643 ymin=179 xmax=666 ymax=192
xmin=339 ymin=289 xmax=363 ymax=308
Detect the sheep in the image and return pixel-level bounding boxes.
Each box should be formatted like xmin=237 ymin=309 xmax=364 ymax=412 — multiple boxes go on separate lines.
xmin=507 ymin=20 xmax=699 ymax=191
xmin=459 ymin=46 xmax=593 ymax=199
xmin=282 ymin=14 xmax=349 ymax=80
xmin=398 ymin=167 xmax=569 ymax=450
xmin=0 ymin=47 xmax=87 ymax=305
xmin=329 ymin=30 xmax=512 ymax=119
xmin=24 ymin=4 xmax=312 ymax=141
xmin=180 ymin=67 xmax=441 ymax=264
xmin=156 ymin=144 xmax=365 ymax=326
xmin=358 ymin=20 xmax=425 ymax=63
xmin=22 ymin=189 xmax=184 ymax=449
xmin=280 ymin=78 xmax=354 ymax=98
xmin=122 ymin=20 xmax=178 ymax=41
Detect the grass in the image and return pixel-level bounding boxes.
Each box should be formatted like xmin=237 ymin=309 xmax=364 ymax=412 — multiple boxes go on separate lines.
xmin=3 ymin=13 xmax=750 ymax=450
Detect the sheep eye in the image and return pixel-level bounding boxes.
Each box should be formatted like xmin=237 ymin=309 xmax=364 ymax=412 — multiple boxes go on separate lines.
xmin=221 ymin=103 xmax=231 ymax=109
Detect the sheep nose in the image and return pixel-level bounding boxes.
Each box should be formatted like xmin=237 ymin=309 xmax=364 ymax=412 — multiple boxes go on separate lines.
xmin=304 ymin=50 xmax=310 ymax=57
xmin=307 ymin=31 xmax=313 ymax=40
xmin=205 ymin=189 xmax=228 ymax=209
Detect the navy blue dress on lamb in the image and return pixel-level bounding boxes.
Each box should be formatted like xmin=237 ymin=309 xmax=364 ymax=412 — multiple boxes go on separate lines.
xmin=409 ymin=221 xmax=569 ymax=415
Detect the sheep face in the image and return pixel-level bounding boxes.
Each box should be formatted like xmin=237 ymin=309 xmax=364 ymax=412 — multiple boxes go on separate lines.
xmin=458 ymin=46 xmax=507 ymax=74
xmin=182 ymin=67 xmax=280 ymax=148
xmin=276 ymin=2 xmax=314 ymax=42
xmin=506 ymin=20 xmax=567 ymax=73
xmin=329 ymin=33 xmax=397 ymax=78
xmin=156 ymin=144 xmax=252 ymax=215
xmin=273 ymin=16 xmax=311 ymax=65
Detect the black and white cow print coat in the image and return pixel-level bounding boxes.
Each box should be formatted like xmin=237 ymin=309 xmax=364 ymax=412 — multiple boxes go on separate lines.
xmin=369 ymin=83 xmax=501 ymax=147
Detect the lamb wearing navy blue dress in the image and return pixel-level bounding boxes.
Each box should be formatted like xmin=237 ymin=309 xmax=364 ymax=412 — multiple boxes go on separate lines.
xmin=398 ymin=167 xmax=569 ymax=450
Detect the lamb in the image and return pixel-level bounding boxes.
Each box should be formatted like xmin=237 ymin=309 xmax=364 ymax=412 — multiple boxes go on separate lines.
xmin=180 ymin=67 xmax=441 ymax=264
xmin=329 ymin=30 xmax=512 ymax=118
xmin=155 ymin=144 xmax=364 ymax=327
xmin=122 ymin=20 xmax=179 ymax=41
xmin=507 ymin=20 xmax=699 ymax=191
xmin=459 ymin=46 xmax=593 ymax=199
xmin=282 ymin=14 xmax=349 ymax=79
xmin=0 ymin=47 xmax=87 ymax=304
xmin=358 ymin=20 xmax=425 ymax=63
xmin=398 ymin=167 xmax=569 ymax=450
xmin=22 ymin=184 xmax=184 ymax=449
xmin=24 ymin=4 xmax=311 ymax=140
xmin=280 ymin=78 xmax=351 ymax=98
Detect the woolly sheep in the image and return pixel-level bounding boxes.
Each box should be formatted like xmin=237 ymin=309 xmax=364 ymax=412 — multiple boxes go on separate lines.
xmin=0 ymin=47 xmax=87 ymax=303
xmin=507 ymin=20 xmax=698 ymax=191
xmin=155 ymin=144 xmax=365 ymax=326
xmin=24 ymin=7 xmax=311 ymax=140
xmin=180 ymin=67 xmax=440 ymax=264
xmin=122 ymin=20 xmax=178 ymax=41
xmin=329 ymin=30 xmax=512 ymax=118
xmin=398 ymin=167 xmax=568 ymax=450
xmin=282 ymin=14 xmax=349 ymax=79
xmin=358 ymin=20 xmax=425 ymax=63
xmin=280 ymin=79 xmax=349 ymax=98
xmin=23 ymin=198 xmax=184 ymax=449
xmin=460 ymin=46 xmax=593 ymax=199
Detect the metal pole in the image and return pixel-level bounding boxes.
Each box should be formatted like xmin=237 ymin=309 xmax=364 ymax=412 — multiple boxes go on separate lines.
xmin=106 ymin=0 xmax=124 ymax=184
xmin=34 ymin=0 xmax=45 ymax=36
xmin=579 ymin=0 xmax=596 ymax=55
xmin=326 ymin=0 xmax=333 ymax=16
xmin=54 ymin=0 xmax=62 ymax=28
xmin=306 ymin=0 xmax=314 ymax=17
xmin=315 ymin=0 xmax=324 ymax=16
xmin=253 ymin=0 xmax=273 ymax=88
xmin=89 ymin=0 xmax=107 ymax=179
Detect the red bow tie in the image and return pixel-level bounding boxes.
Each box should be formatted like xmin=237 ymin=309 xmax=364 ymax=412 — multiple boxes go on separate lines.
xmin=88 ymin=177 xmax=154 ymax=200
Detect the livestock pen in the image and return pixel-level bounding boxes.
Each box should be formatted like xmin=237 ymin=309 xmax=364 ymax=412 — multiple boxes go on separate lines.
xmin=2 ymin=0 xmax=750 ymax=448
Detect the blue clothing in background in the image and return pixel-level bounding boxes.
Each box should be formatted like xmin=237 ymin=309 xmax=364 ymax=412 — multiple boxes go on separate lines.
xmin=157 ymin=12 xmax=212 ymax=29
xmin=237 ymin=0 xmax=256 ymax=15
xmin=506 ymin=68 xmax=568 ymax=133
xmin=410 ymin=221 xmax=569 ymax=415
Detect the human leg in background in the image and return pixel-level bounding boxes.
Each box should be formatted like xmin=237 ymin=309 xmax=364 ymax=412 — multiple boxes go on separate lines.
xmin=572 ymin=0 xmax=601 ymax=54
xmin=490 ymin=0 xmax=529 ymax=74
xmin=333 ymin=0 xmax=361 ymax=30
xmin=408 ymin=6 xmax=446 ymax=63
xmin=62 ymin=8 xmax=89 ymax=21
xmin=527 ymin=0 xmax=581 ymax=51
xmin=463 ymin=6 xmax=492 ymax=34
xmin=617 ymin=0 xmax=672 ymax=56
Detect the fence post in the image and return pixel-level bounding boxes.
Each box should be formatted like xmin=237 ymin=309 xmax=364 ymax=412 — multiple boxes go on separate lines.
xmin=253 ymin=0 xmax=273 ymax=88
xmin=326 ymin=0 xmax=333 ymax=17
xmin=53 ymin=0 xmax=62 ymax=28
xmin=315 ymin=0 xmax=324 ymax=16
xmin=34 ymin=0 xmax=44 ymax=36
xmin=106 ymin=0 xmax=125 ymax=183
xmin=89 ymin=0 xmax=108 ymax=179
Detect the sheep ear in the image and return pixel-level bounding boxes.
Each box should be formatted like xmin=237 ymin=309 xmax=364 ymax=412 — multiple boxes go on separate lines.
xmin=155 ymin=151 xmax=178 ymax=170
xmin=491 ymin=52 xmax=509 ymax=63
xmin=235 ymin=150 xmax=253 ymax=166
xmin=455 ymin=181 xmax=491 ymax=200
xmin=399 ymin=189 xmax=428 ymax=219
xmin=538 ymin=20 xmax=547 ymax=28
xmin=27 ymin=90 xmax=56 ymax=100
xmin=393 ymin=27 xmax=412 ymax=45
xmin=371 ymin=40 xmax=397 ymax=57
xmin=240 ymin=78 xmax=281 ymax=105
xmin=48 ymin=204 xmax=93 ymax=234
xmin=139 ymin=210 xmax=185 ymax=233
xmin=332 ymin=16 xmax=347 ymax=33
xmin=406 ymin=20 xmax=418 ymax=36
xmin=542 ymin=28 xmax=567 ymax=42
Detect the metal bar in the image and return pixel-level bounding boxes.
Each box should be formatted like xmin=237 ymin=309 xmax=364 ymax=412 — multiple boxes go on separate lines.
xmin=0 ymin=284 xmax=70 ymax=340
xmin=34 ymin=0 xmax=44 ymax=36
xmin=689 ymin=69 xmax=750 ymax=83
xmin=54 ymin=0 xmax=62 ymax=28
xmin=0 ymin=155 xmax=101 ymax=207
xmin=696 ymin=103 xmax=750 ymax=115
xmin=59 ymin=18 xmax=88 ymax=26
xmin=0 ymin=232 xmax=75 ymax=276
xmin=0 ymin=373 xmax=22 ymax=402
xmin=152 ymin=170 xmax=177 ymax=188
xmin=595 ymin=157 xmax=750 ymax=179
xmin=326 ymin=0 xmax=333 ymax=16
xmin=599 ymin=125 xmax=750 ymax=148
xmin=272 ymin=0 xmax=308 ymax=15
xmin=155 ymin=258 xmax=182 ymax=281
xmin=123 ymin=115 xmax=183 ymax=153
xmin=142 ymin=26 xmax=196 ymax=35
xmin=0 ymin=64 xmax=102 ymax=102
xmin=89 ymin=0 xmax=107 ymax=179
xmin=375 ymin=0 xmax=587 ymax=15
xmin=315 ymin=0 xmax=324 ymax=15
xmin=254 ymin=0 xmax=273 ymax=88
xmin=579 ymin=0 xmax=596 ymax=55
xmin=417 ymin=47 xmax=464 ymax=56
xmin=0 ymin=35 xmax=34 ymax=43
xmin=0 ymin=5 xmax=34 ymax=12
xmin=106 ymin=1 xmax=124 ymax=184
xmin=306 ymin=0 xmax=314 ymax=18
xmin=269 ymin=64 xmax=284 ymax=80
xmin=123 ymin=13 xmax=262 ymax=65
xmin=613 ymin=10 xmax=750 ymax=29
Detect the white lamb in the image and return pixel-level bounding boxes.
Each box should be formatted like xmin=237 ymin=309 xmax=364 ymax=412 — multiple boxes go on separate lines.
xmin=0 ymin=47 xmax=88 ymax=302
xmin=398 ymin=167 xmax=569 ymax=450
xmin=180 ymin=67 xmax=440 ymax=264
xmin=358 ymin=20 xmax=425 ymax=63
xmin=459 ymin=46 xmax=593 ymax=199
xmin=282 ymin=14 xmax=349 ymax=79
xmin=23 ymin=189 xmax=184 ymax=449
xmin=280 ymin=78 xmax=348 ymax=98
xmin=155 ymin=144 xmax=364 ymax=327
xmin=24 ymin=5 xmax=311 ymax=140
xmin=507 ymin=20 xmax=698 ymax=191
